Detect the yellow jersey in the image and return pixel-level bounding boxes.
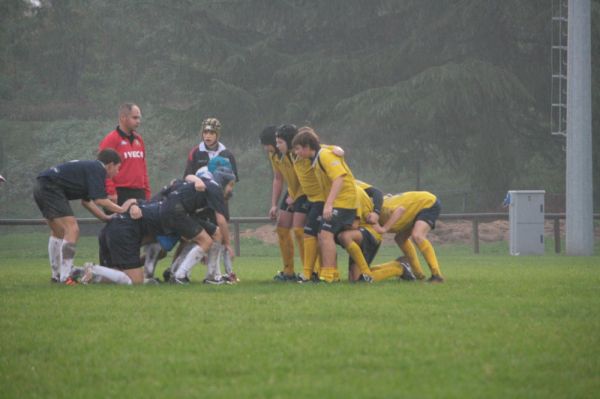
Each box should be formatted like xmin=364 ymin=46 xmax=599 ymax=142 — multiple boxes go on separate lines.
xmin=269 ymin=151 xmax=304 ymax=201
xmin=380 ymin=191 xmax=437 ymax=233
xmin=312 ymin=147 xmax=357 ymax=209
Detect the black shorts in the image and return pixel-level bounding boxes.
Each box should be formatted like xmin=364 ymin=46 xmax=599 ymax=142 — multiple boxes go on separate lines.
xmin=350 ymin=227 xmax=381 ymax=268
xmin=33 ymin=177 xmax=74 ymax=219
xmin=415 ymin=200 xmax=441 ymax=230
xmin=99 ymin=214 xmax=143 ymax=269
xmin=320 ymin=208 xmax=356 ymax=235
xmin=303 ymin=201 xmax=324 ymax=237
xmin=160 ymin=201 xmax=204 ymax=240
xmin=194 ymin=215 xmax=218 ymax=237
xmin=279 ymin=193 xmax=309 ymax=214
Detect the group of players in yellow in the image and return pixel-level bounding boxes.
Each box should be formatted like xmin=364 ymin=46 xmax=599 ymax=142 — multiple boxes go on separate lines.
xmin=260 ymin=124 xmax=445 ymax=284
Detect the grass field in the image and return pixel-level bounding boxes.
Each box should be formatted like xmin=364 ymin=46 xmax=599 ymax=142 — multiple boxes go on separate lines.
xmin=1 ymin=232 xmax=599 ymax=398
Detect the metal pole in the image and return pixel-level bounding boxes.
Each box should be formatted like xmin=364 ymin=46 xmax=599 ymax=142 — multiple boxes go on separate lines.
xmin=566 ymin=0 xmax=594 ymax=255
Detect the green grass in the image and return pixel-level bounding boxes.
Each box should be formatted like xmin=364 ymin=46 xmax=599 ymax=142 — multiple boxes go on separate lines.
xmin=0 ymin=233 xmax=599 ymax=398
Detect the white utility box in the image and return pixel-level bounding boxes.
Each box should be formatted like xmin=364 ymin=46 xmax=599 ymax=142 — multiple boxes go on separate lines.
xmin=507 ymin=190 xmax=545 ymax=255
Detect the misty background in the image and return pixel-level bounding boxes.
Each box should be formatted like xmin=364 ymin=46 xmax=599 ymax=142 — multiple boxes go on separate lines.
xmin=0 ymin=0 xmax=598 ymax=218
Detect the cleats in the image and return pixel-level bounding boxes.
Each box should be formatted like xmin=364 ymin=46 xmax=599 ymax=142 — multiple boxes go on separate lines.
xmin=50 ymin=277 xmax=59 ymax=283
xmin=358 ymin=274 xmax=374 ymax=283
xmin=273 ymin=271 xmax=299 ymax=282
xmin=162 ymin=268 xmax=172 ymax=283
xmin=80 ymin=262 xmax=94 ymax=285
xmin=144 ymin=277 xmax=161 ymax=285
xmin=64 ymin=277 xmax=78 ymax=286
xmin=427 ymin=275 xmax=445 ymax=283
xmin=223 ymin=272 xmax=240 ymax=284
xmin=399 ymin=261 xmax=416 ymax=281
xmin=170 ymin=276 xmax=190 ymax=285
xmin=203 ymin=277 xmax=228 ymax=285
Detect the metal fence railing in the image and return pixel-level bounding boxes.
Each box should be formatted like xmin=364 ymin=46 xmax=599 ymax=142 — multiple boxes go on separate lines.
xmin=1 ymin=213 xmax=598 ymax=256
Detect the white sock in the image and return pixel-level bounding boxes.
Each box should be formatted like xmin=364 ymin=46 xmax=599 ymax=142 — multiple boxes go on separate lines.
xmin=91 ymin=265 xmax=132 ymax=285
xmin=223 ymin=247 xmax=233 ymax=275
xmin=170 ymin=242 xmax=194 ymax=275
xmin=205 ymin=243 xmax=222 ymax=280
xmin=175 ymin=245 xmax=206 ymax=279
xmin=48 ymin=236 xmax=62 ymax=280
xmin=60 ymin=241 xmax=76 ymax=282
xmin=143 ymin=243 xmax=162 ymax=278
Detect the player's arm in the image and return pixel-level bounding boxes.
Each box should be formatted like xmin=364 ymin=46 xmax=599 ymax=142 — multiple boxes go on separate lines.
xmin=184 ymin=174 xmax=206 ymax=191
xmin=323 ymin=175 xmax=344 ymax=221
xmin=374 ymin=206 xmax=405 ymax=234
xmin=270 ymin=170 xmax=284 ymax=220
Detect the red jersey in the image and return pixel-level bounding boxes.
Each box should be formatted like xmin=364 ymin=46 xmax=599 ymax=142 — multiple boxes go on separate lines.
xmin=98 ymin=127 xmax=151 ymax=199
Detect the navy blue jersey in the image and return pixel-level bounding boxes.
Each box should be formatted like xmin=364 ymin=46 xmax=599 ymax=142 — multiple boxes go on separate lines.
xmin=138 ymin=201 xmax=168 ymax=236
xmin=165 ymin=177 xmax=228 ymax=219
xmin=38 ymin=160 xmax=107 ymax=201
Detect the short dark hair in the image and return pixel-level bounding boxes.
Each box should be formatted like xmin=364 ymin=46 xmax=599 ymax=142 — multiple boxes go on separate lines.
xmin=259 ymin=125 xmax=277 ymax=147
xmin=119 ymin=103 xmax=138 ymax=117
xmin=291 ymin=127 xmax=320 ymax=151
xmin=275 ymin=124 xmax=298 ymax=149
xmin=97 ymin=148 xmax=122 ymax=165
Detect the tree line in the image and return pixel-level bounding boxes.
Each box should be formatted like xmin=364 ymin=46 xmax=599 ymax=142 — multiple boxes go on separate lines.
xmin=0 ymin=0 xmax=598 ymax=216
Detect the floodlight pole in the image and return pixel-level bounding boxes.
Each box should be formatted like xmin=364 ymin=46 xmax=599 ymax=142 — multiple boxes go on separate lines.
xmin=566 ymin=0 xmax=594 ymax=255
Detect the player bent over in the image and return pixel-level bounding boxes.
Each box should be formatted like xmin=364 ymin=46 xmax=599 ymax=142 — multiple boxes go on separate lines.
xmin=33 ymin=149 xmax=137 ymax=284
xmin=373 ymin=191 xmax=444 ymax=283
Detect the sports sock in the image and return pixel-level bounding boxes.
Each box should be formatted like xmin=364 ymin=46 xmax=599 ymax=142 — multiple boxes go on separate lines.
xmin=175 ymin=245 xmax=206 ymax=279
xmin=60 ymin=241 xmax=76 ymax=283
xmin=205 ymin=242 xmax=222 ymax=280
xmin=48 ymin=236 xmax=62 ymax=280
xmin=303 ymin=235 xmax=319 ymax=279
xmin=400 ymin=240 xmax=426 ymax=279
xmin=91 ymin=265 xmax=132 ymax=285
xmin=223 ymin=247 xmax=233 ymax=275
xmin=417 ymin=239 xmax=442 ymax=277
xmin=320 ymin=266 xmax=339 ymax=283
xmin=345 ymin=241 xmax=373 ymax=276
xmin=276 ymin=227 xmax=294 ymax=275
xmin=293 ymin=227 xmax=305 ymax=265
xmin=143 ymin=243 xmax=162 ymax=278
xmin=170 ymin=242 xmax=193 ymax=275
xmin=371 ymin=264 xmax=403 ymax=282
xmin=370 ymin=259 xmax=400 ymax=272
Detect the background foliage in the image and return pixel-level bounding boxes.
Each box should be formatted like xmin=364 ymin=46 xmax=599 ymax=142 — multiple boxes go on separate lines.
xmin=0 ymin=0 xmax=598 ymax=217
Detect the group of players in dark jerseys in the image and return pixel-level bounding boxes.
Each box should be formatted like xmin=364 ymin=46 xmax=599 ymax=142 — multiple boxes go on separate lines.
xmin=34 ymin=115 xmax=239 ymax=286
xmin=34 ymin=110 xmax=445 ymax=286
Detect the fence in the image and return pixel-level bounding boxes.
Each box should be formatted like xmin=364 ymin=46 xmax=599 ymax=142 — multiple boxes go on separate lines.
xmin=1 ymin=213 xmax=598 ymax=256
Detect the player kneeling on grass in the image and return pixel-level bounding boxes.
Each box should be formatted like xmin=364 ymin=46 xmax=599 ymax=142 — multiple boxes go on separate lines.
xmin=33 ymin=149 xmax=138 ymax=284
xmin=339 ymin=186 xmax=416 ymax=283
xmin=372 ymin=191 xmax=444 ymax=283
